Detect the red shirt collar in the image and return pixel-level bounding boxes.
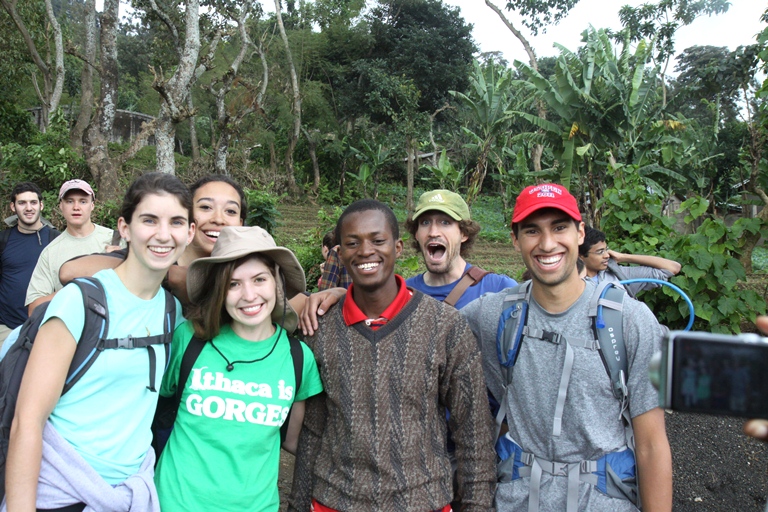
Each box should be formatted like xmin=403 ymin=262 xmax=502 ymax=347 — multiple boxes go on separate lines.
xmin=342 ymin=275 xmax=412 ymax=329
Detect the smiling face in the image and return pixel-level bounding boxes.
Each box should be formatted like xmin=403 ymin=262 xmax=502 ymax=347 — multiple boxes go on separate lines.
xmin=414 ymin=211 xmax=467 ymax=276
xmin=225 ymin=256 xmax=277 ymax=341
xmin=191 ymin=181 xmax=244 ymax=257
xmin=11 ymin=191 xmax=43 ymax=230
xmin=512 ymin=208 xmax=585 ymax=289
xmin=60 ymin=190 xmax=95 ymax=230
xmin=118 ymin=192 xmax=195 ymax=274
xmin=580 ymin=240 xmax=610 ymax=276
xmin=338 ymin=209 xmax=403 ymax=296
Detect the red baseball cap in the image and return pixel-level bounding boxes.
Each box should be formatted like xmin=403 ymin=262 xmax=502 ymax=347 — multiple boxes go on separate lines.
xmin=512 ymin=183 xmax=581 ymax=224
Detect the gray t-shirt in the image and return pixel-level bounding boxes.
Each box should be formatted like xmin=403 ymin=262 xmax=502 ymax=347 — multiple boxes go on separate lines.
xmin=593 ymin=259 xmax=673 ymax=297
xmin=461 ymin=281 xmax=664 ymax=511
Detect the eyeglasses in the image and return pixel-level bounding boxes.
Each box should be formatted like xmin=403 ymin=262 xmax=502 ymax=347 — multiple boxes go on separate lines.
xmin=588 ymin=248 xmax=609 ymax=256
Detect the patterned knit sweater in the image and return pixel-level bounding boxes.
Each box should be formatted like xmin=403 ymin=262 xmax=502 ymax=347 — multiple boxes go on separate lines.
xmin=288 ymin=290 xmax=495 ymax=512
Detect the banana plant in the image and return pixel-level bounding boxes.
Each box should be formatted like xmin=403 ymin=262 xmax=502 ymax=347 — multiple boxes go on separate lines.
xmin=450 ymin=60 xmax=515 ymax=205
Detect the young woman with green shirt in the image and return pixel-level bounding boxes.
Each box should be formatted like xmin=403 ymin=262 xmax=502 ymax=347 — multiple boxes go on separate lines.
xmin=155 ymin=226 xmax=323 ymax=512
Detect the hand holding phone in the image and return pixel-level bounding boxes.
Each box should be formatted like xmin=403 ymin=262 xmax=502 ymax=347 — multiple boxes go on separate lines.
xmin=651 ymin=329 xmax=768 ymax=418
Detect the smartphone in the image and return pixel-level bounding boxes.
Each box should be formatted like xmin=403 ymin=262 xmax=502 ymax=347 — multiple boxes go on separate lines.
xmin=651 ymin=331 xmax=768 ymax=418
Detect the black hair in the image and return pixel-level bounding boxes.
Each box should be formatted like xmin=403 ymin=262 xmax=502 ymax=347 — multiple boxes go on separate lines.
xmin=579 ymin=226 xmax=606 ymax=256
xmin=189 ymin=175 xmax=248 ymax=222
xmin=11 ymin=182 xmax=42 ymax=203
xmin=335 ymin=199 xmax=399 ymax=243
xmin=120 ymin=173 xmax=193 ymax=224
xmin=322 ymin=230 xmax=336 ymax=249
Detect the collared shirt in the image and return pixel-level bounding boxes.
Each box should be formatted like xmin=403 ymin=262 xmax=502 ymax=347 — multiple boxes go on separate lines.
xmin=317 ymin=248 xmax=352 ymax=291
xmin=342 ymin=274 xmax=412 ymax=329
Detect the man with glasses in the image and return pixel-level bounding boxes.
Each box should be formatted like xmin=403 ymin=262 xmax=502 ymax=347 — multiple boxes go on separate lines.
xmin=578 ymin=226 xmax=681 ymax=298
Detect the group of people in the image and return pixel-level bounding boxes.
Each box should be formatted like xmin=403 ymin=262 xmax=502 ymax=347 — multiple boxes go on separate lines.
xmin=0 ymin=173 xmax=743 ymax=512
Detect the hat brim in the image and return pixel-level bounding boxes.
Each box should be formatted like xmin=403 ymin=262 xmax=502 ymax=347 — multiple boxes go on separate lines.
xmin=186 ymin=247 xmax=306 ymax=333
xmin=511 ymin=202 xmax=582 ymax=224
xmin=412 ymin=204 xmax=463 ymax=221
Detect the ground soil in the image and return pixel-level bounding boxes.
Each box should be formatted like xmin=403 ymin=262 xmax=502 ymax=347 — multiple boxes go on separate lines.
xmin=273 ymin=202 xmax=768 ymax=511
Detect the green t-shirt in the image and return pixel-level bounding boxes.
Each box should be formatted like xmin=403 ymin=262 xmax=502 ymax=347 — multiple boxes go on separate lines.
xmin=155 ymin=321 xmax=323 ymax=512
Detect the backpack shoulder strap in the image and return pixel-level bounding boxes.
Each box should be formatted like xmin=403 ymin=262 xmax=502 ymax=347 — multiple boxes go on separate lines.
xmin=0 ymin=229 xmax=9 ymax=275
xmin=588 ymin=281 xmax=629 ymax=401
xmin=280 ymin=335 xmax=304 ymax=443
xmin=496 ymin=281 xmax=532 ymax=370
xmin=444 ymin=266 xmax=491 ymax=307
xmin=176 ymin=336 xmax=207 ymax=405
xmin=62 ymin=277 xmax=110 ymax=394
xmin=46 ymin=227 xmax=61 ymax=244
xmin=0 ymin=229 xmax=10 ymax=256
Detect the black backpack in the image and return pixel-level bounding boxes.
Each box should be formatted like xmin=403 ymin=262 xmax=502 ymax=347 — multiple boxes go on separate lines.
xmin=0 ymin=276 xmax=176 ymax=499
xmin=151 ymin=331 xmax=305 ymax=457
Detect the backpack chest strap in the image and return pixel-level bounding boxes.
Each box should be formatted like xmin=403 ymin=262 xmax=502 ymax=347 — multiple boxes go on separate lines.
xmin=99 ymin=333 xmax=172 ymax=350
xmin=520 ymin=328 xmax=599 ymax=437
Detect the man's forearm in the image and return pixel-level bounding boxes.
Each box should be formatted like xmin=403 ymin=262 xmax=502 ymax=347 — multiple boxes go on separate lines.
xmin=615 ymin=253 xmax=681 ymax=275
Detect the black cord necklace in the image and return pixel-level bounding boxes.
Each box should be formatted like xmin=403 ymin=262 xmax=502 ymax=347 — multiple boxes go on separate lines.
xmin=209 ymin=326 xmax=282 ymax=372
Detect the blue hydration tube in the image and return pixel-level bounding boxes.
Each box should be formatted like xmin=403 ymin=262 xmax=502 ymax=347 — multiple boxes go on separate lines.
xmin=596 ymin=278 xmax=695 ymax=332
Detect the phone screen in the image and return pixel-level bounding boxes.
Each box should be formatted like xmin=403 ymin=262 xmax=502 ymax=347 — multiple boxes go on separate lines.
xmin=671 ymin=335 xmax=768 ymax=418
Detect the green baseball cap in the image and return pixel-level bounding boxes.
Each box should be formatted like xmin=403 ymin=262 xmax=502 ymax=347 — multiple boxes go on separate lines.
xmin=412 ymin=189 xmax=470 ymax=221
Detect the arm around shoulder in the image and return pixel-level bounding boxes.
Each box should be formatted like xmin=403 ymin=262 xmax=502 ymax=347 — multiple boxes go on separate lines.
xmin=633 ymin=407 xmax=672 ymax=512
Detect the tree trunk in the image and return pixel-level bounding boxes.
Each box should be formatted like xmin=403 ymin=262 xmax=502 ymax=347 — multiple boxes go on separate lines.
xmin=71 ymin=0 xmax=96 ymax=150
xmin=153 ymin=0 xmax=202 ymax=174
xmin=406 ymin=138 xmax=415 ymax=214
xmin=739 ymin=111 xmax=767 ymax=273
xmin=466 ymin=143 xmax=490 ymax=206
xmin=211 ymin=7 xmax=256 ymax=175
xmin=82 ymin=0 xmax=121 ymax=202
xmin=485 ymin=0 xmax=544 ymax=172
xmin=1 ymin=0 xmax=64 ymax=130
xmin=189 ymin=95 xmax=200 ymax=161
xmin=302 ymin=127 xmax=320 ymax=195
xmin=275 ymin=0 xmax=300 ymax=193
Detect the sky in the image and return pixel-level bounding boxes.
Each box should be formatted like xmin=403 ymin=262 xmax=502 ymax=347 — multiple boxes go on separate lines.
xmin=444 ymin=0 xmax=766 ymax=69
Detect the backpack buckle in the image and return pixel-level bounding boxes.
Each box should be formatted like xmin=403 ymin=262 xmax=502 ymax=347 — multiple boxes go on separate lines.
xmin=540 ymin=331 xmax=562 ymax=345
xmin=116 ymin=336 xmax=134 ymax=349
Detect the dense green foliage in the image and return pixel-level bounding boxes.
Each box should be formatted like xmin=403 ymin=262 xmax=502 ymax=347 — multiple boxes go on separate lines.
xmin=0 ymin=0 xmax=766 ymax=333
xmin=600 ymin=171 xmax=767 ymax=333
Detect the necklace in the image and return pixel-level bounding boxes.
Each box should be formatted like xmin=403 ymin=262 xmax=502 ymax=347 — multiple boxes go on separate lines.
xmin=209 ymin=328 xmax=281 ymax=372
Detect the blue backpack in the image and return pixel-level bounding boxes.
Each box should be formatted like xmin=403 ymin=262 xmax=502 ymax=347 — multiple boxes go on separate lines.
xmin=0 ymin=277 xmax=175 ymax=500
xmin=493 ymin=280 xmax=639 ymax=512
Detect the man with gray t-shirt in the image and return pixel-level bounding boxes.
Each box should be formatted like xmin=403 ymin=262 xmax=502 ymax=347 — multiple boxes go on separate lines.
xmin=461 ymin=183 xmax=672 ymax=511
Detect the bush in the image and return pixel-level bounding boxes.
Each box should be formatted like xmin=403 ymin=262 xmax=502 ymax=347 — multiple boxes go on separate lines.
xmin=244 ymin=188 xmax=281 ymax=235
xmin=599 ymin=171 xmax=767 ymax=333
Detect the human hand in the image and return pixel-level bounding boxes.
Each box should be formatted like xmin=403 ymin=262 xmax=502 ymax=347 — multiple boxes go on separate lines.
xmin=299 ymin=287 xmax=346 ymax=336
xmin=607 ymin=249 xmax=623 ymax=262
xmin=743 ymin=316 xmax=768 ymax=441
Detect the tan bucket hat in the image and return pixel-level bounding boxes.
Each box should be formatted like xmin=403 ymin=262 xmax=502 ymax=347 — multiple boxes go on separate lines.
xmin=187 ymin=226 xmax=306 ymax=333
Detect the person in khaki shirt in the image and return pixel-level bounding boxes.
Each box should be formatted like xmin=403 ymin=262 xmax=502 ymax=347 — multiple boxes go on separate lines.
xmin=25 ymin=179 xmax=116 ymax=314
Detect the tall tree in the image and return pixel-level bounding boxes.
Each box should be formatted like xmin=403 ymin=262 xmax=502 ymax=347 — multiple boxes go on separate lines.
xmin=0 ymin=0 xmax=64 ymax=129
xmin=274 ymin=0 xmax=300 ymax=192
